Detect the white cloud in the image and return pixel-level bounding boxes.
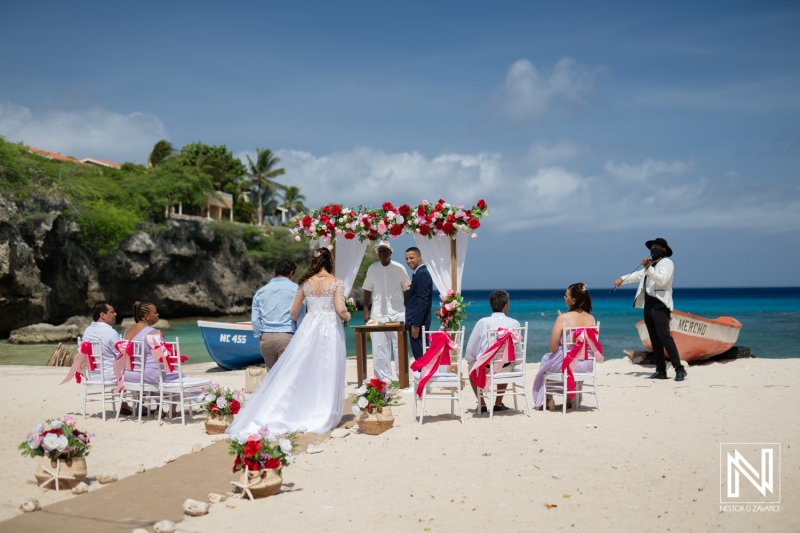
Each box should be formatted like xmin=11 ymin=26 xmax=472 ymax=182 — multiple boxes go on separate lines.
xmin=492 ymin=58 xmax=598 ymax=122
xmin=0 ymin=102 xmax=167 ymax=164
xmin=604 ymin=158 xmax=691 ymax=182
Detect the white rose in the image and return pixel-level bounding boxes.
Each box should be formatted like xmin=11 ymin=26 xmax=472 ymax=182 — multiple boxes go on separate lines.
xmin=235 ymin=432 xmax=250 ymax=444
xmin=285 ymin=454 xmax=293 ymax=464
xmin=56 ymin=435 xmax=69 ymax=452
xmin=42 ymin=433 xmax=59 ymax=452
xmin=216 ymin=397 xmax=228 ymax=409
xmin=356 ymin=385 xmax=367 ymax=395
xmin=33 ymin=423 xmax=44 ymax=434
xmin=357 ymin=397 xmax=369 ymax=409
xmin=267 ymin=434 xmax=277 ymax=444
xmin=352 ymin=406 xmax=361 ymax=416
xmin=395 ymin=215 xmax=404 ymax=224
xmin=279 ymin=438 xmax=293 ymax=454
xmin=49 ymin=420 xmax=63 ymax=429
xmin=204 ymin=394 xmax=215 ymax=404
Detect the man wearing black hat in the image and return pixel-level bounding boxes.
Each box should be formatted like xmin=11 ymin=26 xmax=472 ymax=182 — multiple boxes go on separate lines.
xmin=614 ymin=238 xmax=687 ymax=382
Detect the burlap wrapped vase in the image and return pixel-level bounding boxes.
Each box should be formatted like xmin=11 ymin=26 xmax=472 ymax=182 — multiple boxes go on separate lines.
xmin=205 ymin=412 xmax=230 ymax=434
xmin=242 ymin=468 xmax=283 ymax=498
xmin=34 ymin=456 xmax=87 ymax=490
xmin=357 ymin=406 xmax=394 ymax=435
xmin=245 ymin=366 xmax=267 ymax=393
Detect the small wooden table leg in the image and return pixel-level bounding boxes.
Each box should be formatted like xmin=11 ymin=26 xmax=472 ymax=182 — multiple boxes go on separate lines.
xmin=355 ymin=329 xmax=365 ymax=387
xmin=398 ymin=325 xmax=409 ymax=389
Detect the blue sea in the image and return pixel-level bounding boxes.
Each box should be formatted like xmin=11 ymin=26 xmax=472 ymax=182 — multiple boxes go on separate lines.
xmin=1 ymin=287 xmax=798 ymax=366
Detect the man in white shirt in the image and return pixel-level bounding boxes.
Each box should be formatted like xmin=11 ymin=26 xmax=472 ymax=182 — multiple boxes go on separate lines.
xmin=614 ymin=237 xmax=686 ymax=381
xmin=81 ymin=301 xmax=120 ymax=381
xmin=362 ymin=241 xmax=410 ymax=382
xmin=465 ymin=290 xmax=520 ymax=413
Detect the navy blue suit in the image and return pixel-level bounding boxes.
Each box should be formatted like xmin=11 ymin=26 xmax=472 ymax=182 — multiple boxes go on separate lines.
xmin=405 ymin=264 xmax=433 ymax=359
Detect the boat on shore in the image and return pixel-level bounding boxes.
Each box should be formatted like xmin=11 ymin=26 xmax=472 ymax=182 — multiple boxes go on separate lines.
xmin=197 ymin=320 xmax=263 ymax=370
xmin=635 ymin=310 xmax=742 ymax=362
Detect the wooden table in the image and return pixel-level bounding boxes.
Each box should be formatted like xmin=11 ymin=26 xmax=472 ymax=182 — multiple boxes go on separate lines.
xmin=352 ymin=323 xmax=409 ymax=389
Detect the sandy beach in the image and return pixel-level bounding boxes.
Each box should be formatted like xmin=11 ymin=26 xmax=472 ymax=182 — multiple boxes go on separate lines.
xmin=1 ymin=357 xmax=797 ymax=532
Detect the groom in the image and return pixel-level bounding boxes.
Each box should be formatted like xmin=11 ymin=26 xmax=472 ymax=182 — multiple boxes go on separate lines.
xmin=404 ymin=247 xmax=433 ymax=360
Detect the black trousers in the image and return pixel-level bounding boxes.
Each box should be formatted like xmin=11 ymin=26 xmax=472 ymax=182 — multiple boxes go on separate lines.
xmin=643 ymin=296 xmax=684 ymax=373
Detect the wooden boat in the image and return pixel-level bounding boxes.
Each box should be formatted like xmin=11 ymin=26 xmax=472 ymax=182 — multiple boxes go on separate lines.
xmin=635 ymin=310 xmax=742 ymax=362
xmin=197 ymin=320 xmax=263 ymax=370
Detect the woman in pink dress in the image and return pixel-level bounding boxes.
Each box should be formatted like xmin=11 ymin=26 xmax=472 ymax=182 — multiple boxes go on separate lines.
xmin=532 ymin=283 xmax=599 ymax=410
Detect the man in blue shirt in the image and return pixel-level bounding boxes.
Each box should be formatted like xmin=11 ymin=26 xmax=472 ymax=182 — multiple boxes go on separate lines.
xmin=252 ymin=259 xmax=303 ymax=369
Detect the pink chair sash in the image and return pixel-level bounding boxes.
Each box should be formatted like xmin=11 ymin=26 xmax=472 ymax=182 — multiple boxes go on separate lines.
xmin=60 ymin=341 xmax=97 ymax=385
xmin=468 ymin=327 xmax=521 ymax=390
xmin=562 ymin=328 xmax=603 ymax=400
xmin=410 ymin=332 xmax=458 ymax=399
xmin=146 ymin=334 xmax=187 ymax=373
xmin=112 ymin=340 xmax=135 ymax=392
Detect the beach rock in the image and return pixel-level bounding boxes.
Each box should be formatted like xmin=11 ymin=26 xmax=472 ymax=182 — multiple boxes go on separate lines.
xmin=212 ymin=435 xmax=229 ymax=442
xmin=133 ymin=529 xmax=149 ymax=533
xmin=226 ymin=500 xmax=238 ymax=509
xmin=97 ymin=473 xmax=118 ymax=484
xmin=183 ymin=499 xmax=210 ymax=516
xmin=72 ymin=482 xmax=89 ymax=494
xmin=208 ymin=492 xmax=228 ymax=504
xmin=153 ymin=520 xmax=176 ymax=533
xmin=61 ymin=315 xmax=92 ymax=331
xmin=192 ymin=443 xmax=204 ymax=453
xmin=20 ymin=499 xmax=41 ymax=513
xmin=8 ymin=323 xmax=80 ymax=344
xmin=306 ymin=444 xmax=323 ymax=454
xmin=331 ymin=428 xmax=350 ymax=439
xmin=136 ymin=466 xmax=146 ymax=473
xmin=164 ymin=455 xmax=177 ymax=464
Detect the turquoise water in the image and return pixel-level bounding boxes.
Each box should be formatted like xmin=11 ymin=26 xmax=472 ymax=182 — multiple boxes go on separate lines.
xmin=2 ymin=287 xmax=798 ymax=366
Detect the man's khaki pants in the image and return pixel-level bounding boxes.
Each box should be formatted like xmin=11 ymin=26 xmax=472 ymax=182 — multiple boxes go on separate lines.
xmin=260 ymin=332 xmax=293 ymax=370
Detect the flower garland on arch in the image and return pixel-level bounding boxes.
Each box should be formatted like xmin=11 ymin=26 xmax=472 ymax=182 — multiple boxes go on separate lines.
xmin=292 ymin=199 xmax=488 ymax=243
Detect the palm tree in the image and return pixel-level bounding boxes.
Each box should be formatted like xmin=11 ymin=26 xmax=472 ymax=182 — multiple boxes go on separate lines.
xmin=281 ymin=185 xmax=308 ymax=219
xmin=148 ymin=140 xmax=174 ymax=168
xmin=246 ymin=148 xmax=286 ymax=226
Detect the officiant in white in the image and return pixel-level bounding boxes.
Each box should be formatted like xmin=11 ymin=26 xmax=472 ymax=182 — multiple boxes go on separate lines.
xmin=362 ymin=241 xmax=410 ymax=382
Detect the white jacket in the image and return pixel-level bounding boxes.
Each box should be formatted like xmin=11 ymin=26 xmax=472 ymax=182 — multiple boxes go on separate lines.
xmin=619 ymin=257 xmax=674 ymax=310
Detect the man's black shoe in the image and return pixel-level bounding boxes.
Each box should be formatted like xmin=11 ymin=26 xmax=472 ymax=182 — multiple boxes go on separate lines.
xmin=493 ymin=404 xmax=510 ymax=412
xmin=647 ymin=372 xmax=668 ymax=380
xmin=674 ymin=368 xmax=687 ymax=382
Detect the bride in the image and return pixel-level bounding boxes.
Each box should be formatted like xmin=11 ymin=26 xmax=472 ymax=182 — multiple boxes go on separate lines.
xmin=227 ymin=247 xmax=352 ymax=436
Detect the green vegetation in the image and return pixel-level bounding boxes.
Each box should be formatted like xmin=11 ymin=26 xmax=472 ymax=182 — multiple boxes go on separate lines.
xmin=0 ymin=136 xmax=309 ymax=259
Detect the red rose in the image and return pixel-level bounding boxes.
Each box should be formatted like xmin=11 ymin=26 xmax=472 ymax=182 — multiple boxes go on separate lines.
xmin=327 ymin=223 xmax=335 ymax=231
xmin=350 ymin=211 xmax=356 ymax=217
xmin=320 ymin=229 xmax=328 ymax=237
xmin=442 ymin=222 xmax=455 ymax=234
xmin=301 ymin=215 xmax=312 ymax=228
xmin=331 ymin=204 xmax=342 ymax=216
xmin=435 ymin=221 xmax=444 ymax=230
xmin=382 ymin=202 xmax=395 ymax=213
xmin=209 ymin=403 xmax=219 ymax=413
xmin=229 ymin=399 xmax=240 ymax=414
xmin=477 ymin=199 xmax=487 ymax=210
xmin=417 ymin=204 xmax=427 ymax=216
xmin=434 ymin=203 xmax=444 ymax=212
xmin=265 ymin=458 xmax=281 ymax=469
xmin=244 ymin=440 xmax=262 ymax=457
xmin=438 ymin=198 xmax=446 ymax=204
xmin=244 ymin=457 xmax=260 ymax=470
xmin=344 ymin=232 xmax=356 ymax=240
xmin=390 ymin=224 xmax=403 ymax=236
xmin=368 ymin=234 xmax=377 ymax=241
xmin=419 ymin=225 xmax=430 ymax=236
xmin=398 ymin=204 xmax=411 ymax=216
xmin=321 ymin=205 xmax=331 ymax=214
xmin=320 ymin=215 xmax=330 ymax=225
xmin=465 ymin=210 xmax=472 ymax=218
xmin=446 ymin=214 xmax=456 ymax=223
xmin=369 ymin=378 xmax=385 ymax=391
xmin=232 ymin=455 xmax=242 ymax=472
xmin=468 ymin=218 xmax=480 ymax=229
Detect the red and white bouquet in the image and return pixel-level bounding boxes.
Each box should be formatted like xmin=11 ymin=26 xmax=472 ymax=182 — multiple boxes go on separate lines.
xmin=19 ymin=416 xmax=93 ymax=460
xmin=351 ymin=376 xmax=400 ymax=415
xmin=202 ymin=384 xmax=245 ymax=421
xmin=229 ymin=427 xmax=299 ymax=475
xmin=405 ymin=199 xmax=488 ymax=239
xmin=436 ymin=290 xmax=469 ymax=331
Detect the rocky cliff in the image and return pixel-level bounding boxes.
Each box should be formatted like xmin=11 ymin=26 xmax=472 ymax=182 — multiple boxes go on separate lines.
xmin=0 ymin=196 xmax=281 ymax=336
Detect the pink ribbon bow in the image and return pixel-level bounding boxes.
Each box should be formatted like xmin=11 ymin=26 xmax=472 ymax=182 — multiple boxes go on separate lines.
xmin=60 ymin=341 xmax=96 ymax=385
xmin=147 ymin=335 xmax=187 ymax=373
xmin=562 ymin=328 xmax=603 ymax=400
xmin=112 ymin=340 xmax=135 ymax=392
xmin=410 ymin=332 xmax=458 ymax=399
xmin=468 ymin=327 xmax=521 ymax=390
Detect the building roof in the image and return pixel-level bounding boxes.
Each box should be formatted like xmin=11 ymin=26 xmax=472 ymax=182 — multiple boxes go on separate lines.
xmin=27 ymin=147 xmax=84 ymax=164
xmin=80 ymin=157 xmax=122 ymax=169
xmin=207 ymin=191 xmax=233 ymax=209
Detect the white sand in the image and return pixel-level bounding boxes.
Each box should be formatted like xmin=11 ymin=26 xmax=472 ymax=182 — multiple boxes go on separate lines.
xmin=1 ymin=358 xmax=797 ymax=531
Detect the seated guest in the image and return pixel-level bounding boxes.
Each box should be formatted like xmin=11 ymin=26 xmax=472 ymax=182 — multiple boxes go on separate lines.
xmin=464 ymin=290 xmax=521 ymax=414
xmin=532 ymin=282 xmax=599 ymax=410
xmin=82 ymin=301 xmax=120 ymax=381
xmin=122 ymin=301 xmax=184 ymax=386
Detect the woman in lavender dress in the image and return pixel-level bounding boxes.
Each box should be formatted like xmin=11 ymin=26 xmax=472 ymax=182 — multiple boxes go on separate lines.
xmin=123 ymin=301 xmax=188 ymax=386
xmin=532 ymin=283 xmax=598 ymax=410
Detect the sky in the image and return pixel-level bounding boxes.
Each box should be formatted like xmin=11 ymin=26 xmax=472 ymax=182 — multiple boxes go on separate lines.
xmin=1 ymin=1 xmax=798 ymax=289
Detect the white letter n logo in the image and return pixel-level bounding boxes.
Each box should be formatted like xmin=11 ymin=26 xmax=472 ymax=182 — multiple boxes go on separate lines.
xmin=727 ymin=448 xmax=773 ymax=498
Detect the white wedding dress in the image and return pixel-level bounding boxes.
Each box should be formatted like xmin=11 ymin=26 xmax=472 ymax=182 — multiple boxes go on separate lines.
xmin=227 ymin=278 xmax=347 ymax=436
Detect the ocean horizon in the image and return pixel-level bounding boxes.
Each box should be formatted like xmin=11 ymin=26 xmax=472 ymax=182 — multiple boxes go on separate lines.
xmin=2 ymin=286 xmax=798 ymax=366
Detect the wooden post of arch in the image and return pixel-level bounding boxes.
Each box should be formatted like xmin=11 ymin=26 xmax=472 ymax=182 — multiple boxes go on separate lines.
xmin=450 ymin=238 xmax=457 ymax=293
xmin=331 ymin=240 xmax=336 ymax=276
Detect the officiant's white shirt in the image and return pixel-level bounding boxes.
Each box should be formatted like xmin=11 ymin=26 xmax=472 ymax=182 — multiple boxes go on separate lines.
xmin=465 ymin=312 xmax=521 ymax=364
xmin=362 ymin=260 xmax=409 ymax=322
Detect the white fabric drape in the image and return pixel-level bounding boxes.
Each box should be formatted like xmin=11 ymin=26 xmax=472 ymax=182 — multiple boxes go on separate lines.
xmin=412 ymin=233 xmax=469 ymax=294
xmin=320 ymin=237 xmax=368 ymax=297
